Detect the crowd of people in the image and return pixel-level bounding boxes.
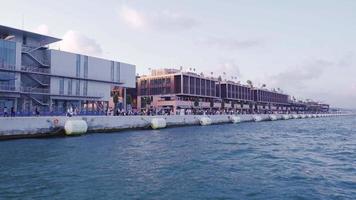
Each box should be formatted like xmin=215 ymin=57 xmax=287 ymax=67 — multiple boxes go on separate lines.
xmin=1 ymin=106 xmax=321 ymax=118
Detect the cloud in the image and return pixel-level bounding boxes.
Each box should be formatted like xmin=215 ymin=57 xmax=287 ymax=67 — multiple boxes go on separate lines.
xmin=33 ymin=24 xmax=50 ymax=35
xmin=262 ymin=55 xmax=356 ymax=108
xmin=217 ymin=59 xmax=242 ymax=79
xmin=120 ymin=5 xmax=145 ymax=29
xmin=118 ymin=5 xmax=198 ymax=31
xmin=268 ymin=59 xmax=335 ymax=90
xmin=201 ymin=59 xmax=242 ymax=81
xmin=60 ymin=30 xmax=103 ymax=56
xmin=197 ymin=36 xmax=263 ymax=50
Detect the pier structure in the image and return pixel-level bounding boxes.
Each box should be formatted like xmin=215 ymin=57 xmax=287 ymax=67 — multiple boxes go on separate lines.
xmin=0 ymin=113 xmax=349 ymax=140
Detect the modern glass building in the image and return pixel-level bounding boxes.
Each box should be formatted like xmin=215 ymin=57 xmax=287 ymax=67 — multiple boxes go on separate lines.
xmin=0 ymin=24 xmax=136 ymax=115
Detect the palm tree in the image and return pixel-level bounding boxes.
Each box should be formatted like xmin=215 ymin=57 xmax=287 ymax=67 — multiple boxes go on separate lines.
xmin=113 ymin=92 xmax=119 ymax=115
xmin=247 ymin=80 xmax=253 ymax=88
xmin=126 ymin=94 xmax=132 ymax=106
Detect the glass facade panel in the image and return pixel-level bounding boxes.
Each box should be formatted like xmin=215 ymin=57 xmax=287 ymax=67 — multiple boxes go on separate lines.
xmin=84 ymin=56 xmax=88 ymax=78
xmin=0 ymin=40 xmax=16 ymax=90
xmin=116 ymin=62 xmax=120 ymax=82
xmin=68 ymin=79 xmax=72 ymax=95
xmin=59 ymin=78 xmax=64 ymax=95
xmin=111 ymin=61 xmax=114 ymax=81
xmin=76 ymin=54 xmax=81 ymax=77
xmin=76 ymin=80 xmax=80 ymax=96
xmin=83 ymin=81 xmax=88 ymax=96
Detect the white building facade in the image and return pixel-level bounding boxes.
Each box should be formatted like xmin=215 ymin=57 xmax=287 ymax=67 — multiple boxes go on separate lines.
xmin=0 ymin=25 xmax=135 ymax=115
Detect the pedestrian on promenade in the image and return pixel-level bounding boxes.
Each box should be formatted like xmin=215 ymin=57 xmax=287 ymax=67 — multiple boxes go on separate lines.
xmin=3 ymin=106 xmax=8 ymax=117
xmin=66 ymin=106 xmax=73 ymax=117
xmin=35 ymin=107 xmax=40 ymax=116
xmin=10 ymin=107 xmax=15 ymax=117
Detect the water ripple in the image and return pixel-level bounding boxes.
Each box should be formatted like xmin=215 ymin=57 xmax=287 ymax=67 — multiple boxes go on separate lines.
xmin=0 ymin=116 xmax=355 ymax=199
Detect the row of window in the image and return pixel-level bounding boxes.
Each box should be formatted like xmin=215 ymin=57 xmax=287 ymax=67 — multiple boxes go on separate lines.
xmin=110 ymin=61 xmax=120 ymax=82
xmin=223 ymin=84 xmax=253 ymax=101
xmin=254 ymin=90 xmax=288 ymax=103
xmin=137 ymin=74 xmax=289 ymax=104
xmin=59 ymin=78 xmax=88 ymax=96
xmin=182 ymin=76 xmax=216 ymax=97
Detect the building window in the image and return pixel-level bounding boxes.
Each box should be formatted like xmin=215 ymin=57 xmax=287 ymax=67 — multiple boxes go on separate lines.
xmin=0 ymin=40 xmax=16 ymax=90
xmin=68 ymin=79 xmax=72 ymax=95
xmin=84 ymin=56 xmax=88 ymax=78
xmin=83 ymin=81 xmax=88 ymax=96
xmin=76 ymin=80 xmax=80 ymax=96
xmin=183 ymin=76 xmax=189 ymax=94
xmin=22 ymin=36 xmax=27 ymax=45
xmin=111 ymin=61 xmax=115 ymax=81
xmin=116 ymin=62 xmax=120 ymax=82
xmin=76 ymin=54 xmax=81 ymax=77
xmin=59 ymin=78 xmax=64 ymax=95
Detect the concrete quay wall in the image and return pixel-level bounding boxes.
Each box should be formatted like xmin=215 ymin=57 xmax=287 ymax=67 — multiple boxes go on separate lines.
xmin=0 ymin=114 xmax=345 ymax=140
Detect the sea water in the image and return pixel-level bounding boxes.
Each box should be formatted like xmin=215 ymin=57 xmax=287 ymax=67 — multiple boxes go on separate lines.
xmin=0 ymin=116 xmax=355 ymax=199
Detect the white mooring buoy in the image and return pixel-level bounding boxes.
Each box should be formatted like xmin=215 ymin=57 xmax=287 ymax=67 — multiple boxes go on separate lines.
xmin=151 ymin=118 xmax=167 ymax=129
xmin=200 ymin=116 xmax=212 ymax=126
xmin=230 ymin=116 xmax=241 ymax=123
xmin=64 ymin=120 xmax=88 ymax=136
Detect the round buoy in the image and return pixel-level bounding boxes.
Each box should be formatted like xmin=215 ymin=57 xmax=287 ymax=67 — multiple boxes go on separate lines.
xmin=151 ymin=118 xmax=167 ymax=129
xmin=64 ymin=120 xmax=88 ymax=136
xmin=200 ymin=116 xmax=212 ymax=126
xmin=230 ymin=116 xmax=241 ymax=123
xmin=253 ymin=115 xmax=263 ymax=122
xmin=269 ymin=115 xmax=278 ymax=121
xmin=282 ymin=115 xmax=290 ymax=120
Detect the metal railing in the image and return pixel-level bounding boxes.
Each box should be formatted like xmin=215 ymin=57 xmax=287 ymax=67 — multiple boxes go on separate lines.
xmin=21 ymin=86 xmax=50 ymax=94
xmin=21 ymin=65 xmax=50 ymax=74
xmin=0 ymin=83 xmax=16 ymax=91
xmin=0 ymin=63 xmax=15 ymax=71
xmin=0 ymin=64 xmax=51 ymax=74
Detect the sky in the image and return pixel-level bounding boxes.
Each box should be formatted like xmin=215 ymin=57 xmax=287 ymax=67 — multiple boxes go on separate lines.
xmin=1 ymin=0 xmax=355 ymax=108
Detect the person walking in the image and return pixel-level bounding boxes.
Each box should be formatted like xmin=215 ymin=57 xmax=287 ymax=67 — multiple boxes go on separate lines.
xmin=10 ymin=107 xmax=15 ymax=117
xmin=35 ymin=107 xmax=40 ymax=116
xmin=3 ymin=107 xmax=8 ymax=117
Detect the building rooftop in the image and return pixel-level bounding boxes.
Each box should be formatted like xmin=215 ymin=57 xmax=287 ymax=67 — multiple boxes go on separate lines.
xmin=0 ymin=24 xmax=61 ymax=46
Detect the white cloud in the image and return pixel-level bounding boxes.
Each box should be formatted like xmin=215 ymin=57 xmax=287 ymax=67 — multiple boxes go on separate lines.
xmin=216 ymin=59 xmax=242 ymax=80
xmin=197 ymin=36 xmax=263 ymax=50
xmin=267 ymin=59 xmax=331 ymax=90
xmin=120 ymin=5 xmax=146 ymax=29
xmin=60 ymin=30 xmax=103 ymax=56
xmin=118 ymin=5 xmax=198 ymax=31
xmin=260 ymin=55 xmax=356 ymax=108
xmin=33 ymin=24 xmax=50 ymax=35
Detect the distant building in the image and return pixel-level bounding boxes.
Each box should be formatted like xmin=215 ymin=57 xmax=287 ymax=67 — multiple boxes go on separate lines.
xmin=252 ymin=88 xmax=290 ymax=113
xmin=0 ymin=24 xmax=136 ymax=114
xmin=217 ymin=81 xmax=254 ymax=112
xmin=137 ymin=68 xmax=330 ymax=114
xmin=137 ymin=69 xmax=219 ymax=112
